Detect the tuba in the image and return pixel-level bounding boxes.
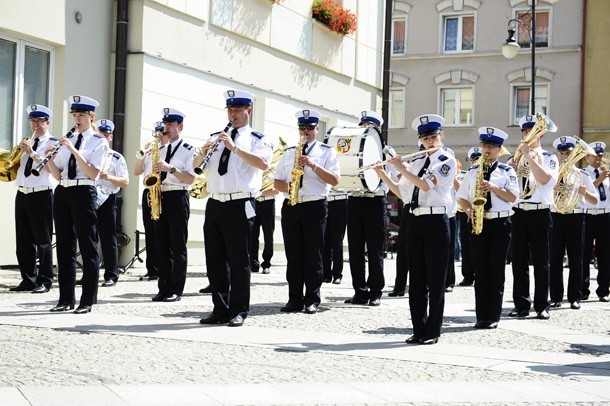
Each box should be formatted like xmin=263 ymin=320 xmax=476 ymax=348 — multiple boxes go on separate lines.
xmin=287 ymin=133 xmax=306 ymax=206
xmin=515 ymin=113 xmax=557 ymax=199
xmin=145 ymin=128 xmax=163 ymax=220
xmin=553 ymin=137 xmax=596 ymax=214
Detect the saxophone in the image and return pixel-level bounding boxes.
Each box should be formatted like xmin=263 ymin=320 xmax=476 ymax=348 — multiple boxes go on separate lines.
xmin=145 ymin=130 xmax=163 ymax=220
xmin=287 ymin=134 xmax=305 ymax=206
xmin=471 ymin=152 xmax=490 ymax=235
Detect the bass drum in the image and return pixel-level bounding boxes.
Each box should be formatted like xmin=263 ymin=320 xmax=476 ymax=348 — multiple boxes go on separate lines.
xmin=324 ymin=126 xmax=383 ymax=193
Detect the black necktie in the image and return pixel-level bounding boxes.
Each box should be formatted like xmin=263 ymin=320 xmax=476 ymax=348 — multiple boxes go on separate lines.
xmin=67 ymin=133 xmax=83 ymax=179
xmin=483 ymin=162 xmax=498 ymax=211
xmin=595 ymin=169 xmax=606 ymax=201
xmin=218 ymin=129 xmax=238 ymax=176
xmin=299 ymin=143 xmax=309 ymax=188
xmin=24 ymin=137 xmax=39 ymax=177
xmin=410 ymin=156 xmax=430 ymax=208
xmin=160 ymin=143 xmax=172 ymax=182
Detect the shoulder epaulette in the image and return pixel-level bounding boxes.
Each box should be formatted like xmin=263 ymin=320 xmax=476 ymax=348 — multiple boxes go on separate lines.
xmin=320 ymin=143 xmax=331 ymax=149
xmin=112 ymin=152 xmax=121 ymax=160
xmin=49 ymin=137 xmax=59 ymax=142
xmin=542 ymin=151 xmax=554 ymax=157
xmin=93 ymin=133 xmax=104 ymax=139
xmin=580 ymin=168 xmax=589 ymax=175
xmin=469 ymin=165 xmax=479 ymax=171
xmin=251 ymin=131 xmax=264 ymax=139
xmin=285 ymin=146 xmax=296 ymax=151
xmin=438 ymin=154 xmax=448 ymax=162
xmin=183 ymin=143 xmax=193 ymax=151
xmin=498 ymin=163 xmax=510 ymax=171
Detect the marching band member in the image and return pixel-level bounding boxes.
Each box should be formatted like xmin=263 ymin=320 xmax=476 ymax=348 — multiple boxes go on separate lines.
xmin=385 ymin=114 xmax=456 ymax=344
xmin=582 ymin=142 xmax=610 ymax=302
xmin=198 ymin=90 xmax=272 ymax=327
xmin=151 ymin=108 xmax=196 ymax=303
xmin=10 ymin=104 xmax=58 ymax=293
xmin=549 ymin=136 xmax=597 ymax=310
xmin=457 ymin=127 xmax=518 ymax=329
xmin=344 ymin=110 xmax=387 ymax=306
xmin=323 ymin=188 xmax=347 ymax=284
xmin=444 ymin=146 xmax=458 ymax=293
xmin=133 ymin=123 xmax=168 ymax=281
xmin=47 ymin=95 xmax=109 ymax=313
xmin=508 ymin=114 xmax=559 ymax=320
xmin=274 ymin=109 xmax=340 ymax=314
xmin=94 ymin=119 xmax=129 ymax=287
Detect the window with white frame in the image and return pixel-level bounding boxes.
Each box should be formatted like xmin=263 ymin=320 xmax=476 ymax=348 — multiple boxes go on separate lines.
xmin=442 ymin=14 xmax=474 ymax=53
xmin=389 ymin=89 xmax=405 ymax=128
xmin=512 ymin=85 xmax=548 ymax=125
xmin=392 ymin=17 xmax=406 ymax=56
xmin=441 ymin=88 xmax=473 ymax=126
xmin=0 ymin=35 xmax=52 ymax=149
xmin=516 ymin=10 xmax=550 ymax=48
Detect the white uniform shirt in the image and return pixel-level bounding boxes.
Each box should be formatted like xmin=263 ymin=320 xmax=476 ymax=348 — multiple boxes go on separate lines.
xmin=53 ymin=127 xmax=108 ymax=179
xmin=275 ymin=140 xmax=340 ymax=197
xmin=397 ymin=148 xmax=457 ymax=209
xmin=583 ymin=165 xmax=609 ymax=210
xmin=513 ymin=147 xmax=559 ymax=205
xmin=455 ymin=169 xmax=468 ymax=213
xmin=161 ymin=138 xmax=197 ymax=187
xmin=206 ymin=125 xmax=273 ymax=194
xmin=574 ymin=168 xmax=598 ymax=210
xmin=17 ymin=132 xmax=59 ymax=188
xmin=456 ymin=161 xmax=519 ymax=212
xmin=97 ymin=149 xmax=128 ymax=194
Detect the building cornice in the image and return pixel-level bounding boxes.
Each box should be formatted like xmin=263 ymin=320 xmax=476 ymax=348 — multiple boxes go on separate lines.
xmin=390 ymin=46 xmax=581 ymax=62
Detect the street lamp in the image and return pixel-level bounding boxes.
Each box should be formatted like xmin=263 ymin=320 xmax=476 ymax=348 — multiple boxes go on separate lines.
xmin=502 ymin=2 xmax=537 ymax=115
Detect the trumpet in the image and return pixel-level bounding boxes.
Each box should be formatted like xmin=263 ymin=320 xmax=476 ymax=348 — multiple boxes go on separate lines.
xmin=194 ymin=119 xmax=234 ymax=175
xmin=135 ymin=143 xmax=152 ymax=159
xmin=355 ymin=146 xmax=442 ymax=173
xmin=31 ymin=125 xmax=78 ymax=177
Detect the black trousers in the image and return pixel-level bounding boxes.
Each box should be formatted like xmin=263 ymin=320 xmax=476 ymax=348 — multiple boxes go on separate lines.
xmin=550 ymin=213 xmax=584 ymax=303
xmin=54 ymin=185 xmax=99 ymax=306
xmin=323 ymin=198 xmax=347 ymax=280
xmin=446 ymin=216 xmax=457 ymax=288
xmin=393 ymin=209 xmax=409 ymax=292
xmin=15 ymin=190 xmax=54 ymax=289
xmin=251 ymin=198 xmax=275 ymax=271
xmin=470 ymin=217 xmax=511 ymax=323
xmin=205 ymin=197 xmax=254 ymax=319
xmin=141 ymin=189 xmax=158 ymax=276
xmin=347 ymin=196 xmax=386 ymax=300
xmin=457 ymin=211 xmax=474 ymax=283
xmin=98 ymin=193 xmax=119 ymax=282
xmin=154 ymin=190 xmax=190 ymax=297
xmin=407 ymin=213 xmax=449 ymax=340
xmin=511 ymin=208 xmax=551 ymax=313
xmin=281 ymin=199 xmax=327 ymax=307
xmin=583 ymin=213 xmax=610 ymax=298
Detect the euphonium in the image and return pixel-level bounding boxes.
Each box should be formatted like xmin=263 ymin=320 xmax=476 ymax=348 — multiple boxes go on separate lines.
xmin=0 ymin=138 xmax=29 ymax=182
xmin=471 ymin=152 xmax=490 ymax=235
xmin=194 ymin=119 xmax=234 ymax=175
xmin=145 ymin=129 xmax=163 ymax=220
xmin=554 ymin=137 xmax=596 ymax=214
xmin=287 ymin=133 xmax=306 ymax=206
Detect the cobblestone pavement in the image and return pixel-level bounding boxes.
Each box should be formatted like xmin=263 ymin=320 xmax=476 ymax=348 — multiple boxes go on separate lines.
xmin=0 ymin=252 xmax=608 ymax=405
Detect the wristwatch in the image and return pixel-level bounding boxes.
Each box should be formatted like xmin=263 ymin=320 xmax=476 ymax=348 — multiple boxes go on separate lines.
xmin=169 ymin=166 xmax=176 ymax=174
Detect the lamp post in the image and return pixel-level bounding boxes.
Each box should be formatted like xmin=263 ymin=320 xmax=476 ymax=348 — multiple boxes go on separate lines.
xmin=502 ymin=2 xmax=536 ymax=115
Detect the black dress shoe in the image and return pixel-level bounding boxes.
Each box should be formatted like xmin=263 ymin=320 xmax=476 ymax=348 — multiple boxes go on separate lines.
xmin=570 ymin=302 xmax=581 ymax=309
xmin=581 ymin=294 xmax=589 ymax=301
xmin=344 ymin=296 xmax=369 ymax=305
xmin=262 ymin=267 xmax=271 ymax=274
xmin=445 ymin=286 xmax=454 ymax=293
xmin=152 ymin=293 xmax=165 ymax=302
xmin=74 ymin=305 xmax=92 ymax=314
xmin=251 ymin=268 xmax=260 ymax=273
xmin=458 ymin=279 xmax=474 ymax=287
xmin=102 ymin=280 xmax=116 ymax=287
xmin=484 ymin=321 xmax=498 ymax=329
xmin=200 ymin=313 xmax=229 ymax=324
xmin=10 ymin=283 xmax=32 ymax=292
xmin=75 ymin=278 xmax=83 ymax=286
xmin=280 ymin=302 xmax=303 ymax=312
xmin=549 ymin=301 xmax=562 ymax=308
xmin=163 ymin=294 xmax=181 ymax=302
xmin=369 ymin=298 xmax=381 ymax=306
xmin=50 ymin=303 xmax=75 ymax=312
xmin=600 ymin=296 xmax=610 ymax=303
xmin=323 ymin=277 xmax=332 ymax=283
xmin=508 ymin=308 xmax=530 ymax=317
xmin=199 ymin=285 xmax=213 ymax=294
xmin=304 ymin=304 xmax=317 ymax=314
xmin=139 ymin=274 xmax=158 ymax=281
xmin=32 ymin=285 xmax=50 ymax=293
xmin=388 ymin=290 xmax=405 ymax=297
xmin=537 ymin=310 xmax=550 ymax=320
xmin=332 ymin=277 xmax=342 ymax=285
xmin=474 ymin=320 xmax=486 ymax=329
xmin=419 ymin=337 xmax=439 ymax=345
xmin=228 ymin=315 xmax=245 ymax=327
xmin=405 ymin=335 xmax=421 ymax=344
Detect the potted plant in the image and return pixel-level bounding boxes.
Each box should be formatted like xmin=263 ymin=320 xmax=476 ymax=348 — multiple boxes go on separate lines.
xmin=311 ymin=0 xmax=357 ymax=35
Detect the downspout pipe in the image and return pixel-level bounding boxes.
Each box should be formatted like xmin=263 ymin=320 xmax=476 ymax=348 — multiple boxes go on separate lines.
xmin=113 ymin=0 xmax=128 ymax=155
xmin=579 ymin=0 xmax=587 ymax=139
xmin=381 ymin=0 xmax=393 ymax=145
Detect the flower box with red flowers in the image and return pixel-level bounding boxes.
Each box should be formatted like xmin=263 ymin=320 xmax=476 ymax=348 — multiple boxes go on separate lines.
xmin=311 ymin=0 xmax=357 ymax=36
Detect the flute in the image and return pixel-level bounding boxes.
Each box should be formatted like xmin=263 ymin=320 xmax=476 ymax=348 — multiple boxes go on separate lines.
xmin=355 ymin=146 xmax=442 ymax=173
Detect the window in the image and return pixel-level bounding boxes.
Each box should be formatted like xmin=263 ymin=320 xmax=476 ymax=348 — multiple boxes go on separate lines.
xmin=512 ymin=85 xmax=548 ymax=125
xmin=392 ymin=18 xmax=406 ymax=55
xmin=389 ymin=89 xmax=405 ymax=128
xmin=0 ymin=35 xmax=52 ymax=149
xmin=516 ymin=10 xmax=549 ymax=48
xmin=443 ymin=15 xmax=474 ymax=53
xmin=441 ymin=88 xmax=473 ymax=126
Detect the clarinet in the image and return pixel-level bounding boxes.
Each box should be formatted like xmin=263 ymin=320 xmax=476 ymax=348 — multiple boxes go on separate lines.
xmin=194 ymin=119 xmax=234 ymax=175
xmin=31 ymin=125 xmax=78 ymax=176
